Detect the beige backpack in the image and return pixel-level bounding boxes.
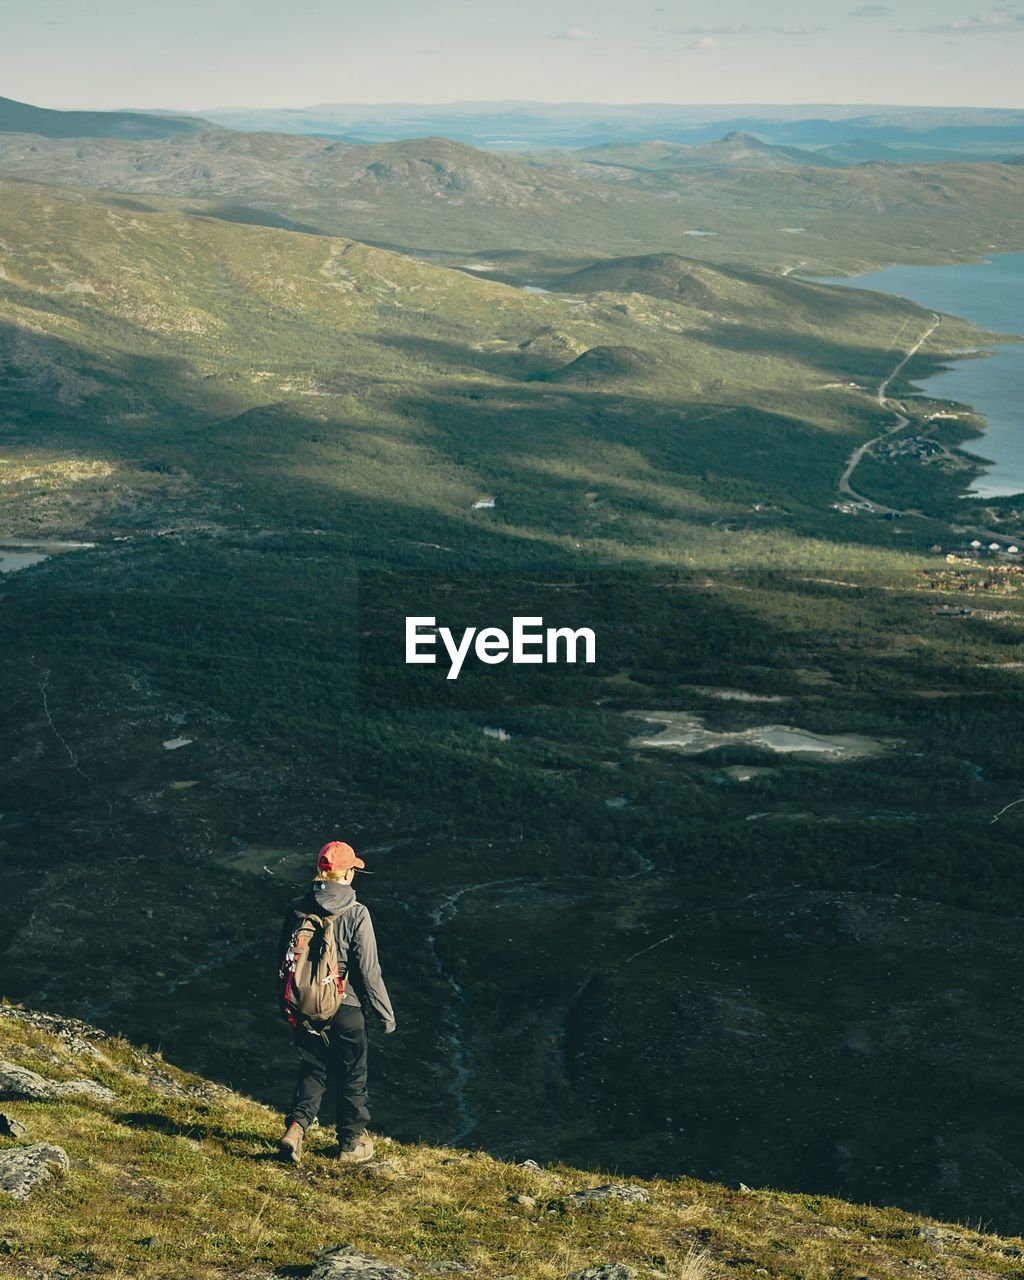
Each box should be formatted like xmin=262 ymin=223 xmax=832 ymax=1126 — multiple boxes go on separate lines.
xmin=280 ymin=904 xmax=353 ymax=1030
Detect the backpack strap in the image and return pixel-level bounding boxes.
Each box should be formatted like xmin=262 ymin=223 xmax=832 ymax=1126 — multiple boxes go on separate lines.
xmin=328 ymin=901 xmax=357 ymax=976
xmin=292 ymin=899 xmax=357 ymax=921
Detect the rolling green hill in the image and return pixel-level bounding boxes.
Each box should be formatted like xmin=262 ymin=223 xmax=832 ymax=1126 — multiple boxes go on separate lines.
xmin=0 ymin=94 xmax=210 ymax=140
xmin=549 ymin=253 xmax=803 ymax=309
xmin=0 ymin=127 xmax=1023 ymax=274
xmin=815 ymin=138 xmax=998 ymax=165
xmin=0 ymin=179 xmax=975 ymax=550
xmin=544 ymin=133 xmax=843 ymax=172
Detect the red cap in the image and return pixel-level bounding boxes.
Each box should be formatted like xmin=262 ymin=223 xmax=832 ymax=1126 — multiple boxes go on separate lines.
xmin=317 ymin=840 xmax=365 ymax=873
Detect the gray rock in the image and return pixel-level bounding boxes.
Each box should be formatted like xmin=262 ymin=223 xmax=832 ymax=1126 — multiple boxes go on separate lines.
xmin=517 ymin=1158 xmax=542 ymax=1170
xmin=0 ymin=1143 xmax=69 ymax=1201
xmin=0 ymin=1060 xmax=115 ymax=1104
xmin=312 ymin=1245 xmax=414 ymax=1280
xmin=0 ymin=1006 xmax=107 ymax=1046
xmin=509 ymin=1193 xmax=538 ymax=1209
xmin=135 ymin=1065 xmax=223 ymax=1102
xmin=566 ymin=1266 xmax=639 ymax=1280
xmin=66 ymin=1035 xmax=108 ymax=1060
xmin=914 ymin=1225 xmax=963 ymax=1249
xmin=0 ymin=1111 xmax=28 ymax=1141
xmin=567 ymin=1184 xmax=651 ymax=1206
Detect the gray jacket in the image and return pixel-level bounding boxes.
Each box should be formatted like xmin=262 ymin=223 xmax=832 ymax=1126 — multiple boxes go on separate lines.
xmin=279 ymin=881 xmax=396 ymax=1030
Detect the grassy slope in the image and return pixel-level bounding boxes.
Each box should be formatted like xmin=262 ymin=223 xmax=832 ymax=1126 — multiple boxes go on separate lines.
xmin=0 ymin=132 xmax=1022 ymax=273
xmin=3 ymin=1006 xmax=1023 ymax=1280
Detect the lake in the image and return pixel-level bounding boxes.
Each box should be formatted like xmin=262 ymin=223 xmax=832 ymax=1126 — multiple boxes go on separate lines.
xmin=0 ymin=548 xmax=50 ymax=574
xmin=627 ymin=710 xmax=888 ymax=761
xmin=817 ymin=253 xmax=1024 ymax=498
xmin=0 ymin=540 xmax=95 ymax=574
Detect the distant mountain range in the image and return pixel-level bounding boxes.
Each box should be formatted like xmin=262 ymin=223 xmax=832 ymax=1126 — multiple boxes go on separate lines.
xmin=0 ymin=94 xmax=211 ymax=140
xmin=535 ymin=131 xmax=1024 ymax=171
xmin=4 ymin=95 xmax=1024 ymax=159
xmin=196 ymin=100 xmax=1024 ymax=155
xmin=545 ymin=132 xmax=846 ymax=171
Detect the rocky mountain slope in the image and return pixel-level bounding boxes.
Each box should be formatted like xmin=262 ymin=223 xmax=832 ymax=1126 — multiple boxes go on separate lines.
xmin=3 ymin=1004 xmax=1024 ymax=1279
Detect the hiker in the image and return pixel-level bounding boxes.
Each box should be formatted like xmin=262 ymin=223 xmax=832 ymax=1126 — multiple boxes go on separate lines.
xmin=277 ymin=840 xmax=396 ymax=1165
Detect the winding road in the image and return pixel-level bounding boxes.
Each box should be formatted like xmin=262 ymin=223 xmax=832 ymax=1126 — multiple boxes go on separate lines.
xmin=838 ymin=314 xmax=940 ymax=512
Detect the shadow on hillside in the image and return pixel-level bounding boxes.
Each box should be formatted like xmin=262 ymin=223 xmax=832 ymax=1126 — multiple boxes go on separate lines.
xmin=188 ymin=205 xmax=332 ymax=237
xmin=0 ymin=316 xmax=254 ymax=463
xmin=696 ymin=320 xmax=948 ymax=385
xmin=384 ymin=378 xmax=867 ymax=531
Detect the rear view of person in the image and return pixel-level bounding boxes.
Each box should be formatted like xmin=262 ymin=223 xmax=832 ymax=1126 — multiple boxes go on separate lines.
xmin=277 ymin=840 xmax=396 ymax=1164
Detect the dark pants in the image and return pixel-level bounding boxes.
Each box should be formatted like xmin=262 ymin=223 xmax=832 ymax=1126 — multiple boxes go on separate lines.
xmin=287 ymin=1004 xmax=370 ymax=1143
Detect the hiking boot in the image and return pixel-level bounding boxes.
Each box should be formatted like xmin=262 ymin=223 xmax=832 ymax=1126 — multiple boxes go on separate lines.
xmin=278 ymin=1122 xmax=304 ymax=1165
xmin=335 ymin=1132 xmax=374 ymax=1163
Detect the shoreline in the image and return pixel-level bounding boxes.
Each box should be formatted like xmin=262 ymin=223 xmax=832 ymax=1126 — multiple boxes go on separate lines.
xmin=812 ymin=255 xmax=1024 ymax=504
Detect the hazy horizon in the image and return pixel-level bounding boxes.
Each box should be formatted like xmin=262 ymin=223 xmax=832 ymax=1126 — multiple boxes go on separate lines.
xmin=3 ymin=0 xmax=1023 ymax=112
xmin=132 ymin=100 xmax=1024 ymax=116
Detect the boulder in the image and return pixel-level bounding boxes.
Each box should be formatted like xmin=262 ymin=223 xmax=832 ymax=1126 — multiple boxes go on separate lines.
xmin=508 ymin=1193 xmax=538 ymax=1209
xmin=563 ymin=1182 xmax=652 ymax=1203
xmin=0 ymin=1143 xmax=69 ymax=1201
xmin=914 ymin=1225 xmax=963 ymax=1250
xmin=566 ymin=1267 xmax=639 ymax=1280
xmin=0 ymin=1006 xmax=107 ymax=1045
xmin=312 ymin=1245 xmax=415 ymax=1280
xmin=0 ymin=1111 xmax=28 ymax=1141
xmin=134 ymin=1064 xmax=225 ymax=1102
xmin=0 ymin=1060 xmax=114 ymax=1104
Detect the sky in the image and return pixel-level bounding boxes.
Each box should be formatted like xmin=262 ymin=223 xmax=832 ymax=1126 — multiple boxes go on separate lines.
xmin=2 ymin=0 xmax=1023 ymax=111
